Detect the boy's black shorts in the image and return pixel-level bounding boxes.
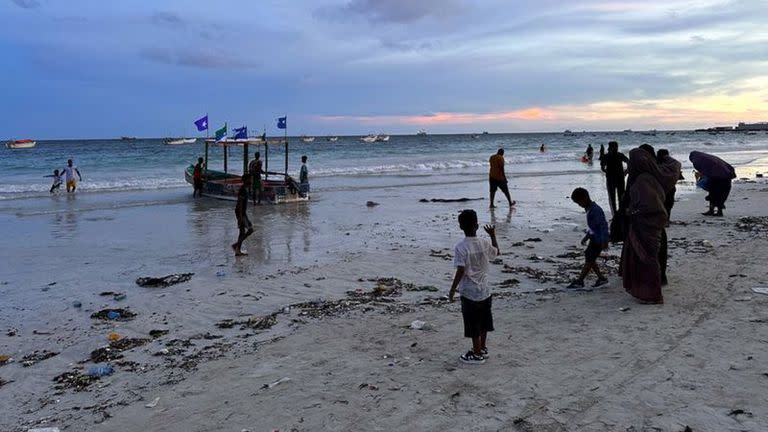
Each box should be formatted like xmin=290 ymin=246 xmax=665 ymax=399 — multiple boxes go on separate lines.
xmin=585 ymin=240 xmax=602 ymax=263
xmin=489 ymin=178 xmax=509 ymax=194
xmin=460 ymin=296 xmax=494 ymax=338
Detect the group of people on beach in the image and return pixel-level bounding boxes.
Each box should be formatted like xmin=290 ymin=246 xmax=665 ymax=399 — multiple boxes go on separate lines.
xmin=46 ymin=159 xmax=82 ymax=194
xmin=455 ymin=142 xmax=731 ymax=364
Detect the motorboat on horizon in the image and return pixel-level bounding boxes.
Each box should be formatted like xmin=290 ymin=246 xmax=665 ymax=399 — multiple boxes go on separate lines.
xmin=360 ymin=134 xmax=377 ymax=143
xmin=375 ymin=134 xmax=390 ymax=142
xmin=416 ymin=129 xmax=427 ymax=136
xmin=300 ymin=135 xmax=315 ymax=143
xmin=6 ymin=139 xmax=36 ymax=149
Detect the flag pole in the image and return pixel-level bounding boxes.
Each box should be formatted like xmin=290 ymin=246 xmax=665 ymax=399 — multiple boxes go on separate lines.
xmin=284 ymin=115 xmax=288 ymax=177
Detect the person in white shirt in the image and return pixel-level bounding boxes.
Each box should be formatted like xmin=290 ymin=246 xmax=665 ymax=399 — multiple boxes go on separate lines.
xmin=62 ymin=159 xmax=82 ymax=193
xmin=449 ymin=209 xmax=500 ymax=365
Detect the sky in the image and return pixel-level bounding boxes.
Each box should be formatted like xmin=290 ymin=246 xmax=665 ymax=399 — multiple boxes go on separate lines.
xmin=1 ymin=0 xmax=768 ymax=138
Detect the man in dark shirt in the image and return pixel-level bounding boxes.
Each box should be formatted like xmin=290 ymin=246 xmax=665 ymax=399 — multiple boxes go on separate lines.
xmin=232 ymin=174 xmax=254 ymax=256
xmin=600 ymin=141 xmax=629 ymax=215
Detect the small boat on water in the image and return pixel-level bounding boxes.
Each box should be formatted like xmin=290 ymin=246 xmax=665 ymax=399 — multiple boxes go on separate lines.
xmin=164 ymin=138 xmax=197 ymax=145
xmin=327 ymin=136 xmax=338 ymax=142
xmin=375 ymin=134 xmax=390 ymax=142
xmin=640 ymin=129 xmax=657 ymax=136
xmin=120 ymin=136 xmax=137 ymax=141
xmin=360 ymin=134 xmax=377 ymax=143
xmin=300 ymin=135 xmax=315 ymax=143
xmin=6 ymin=139 xmax=36 ymax=149
xmin=185 ymin=138 xmax=309 ymax=204
xmin=563 ymin=129 xmax=576 ymax=136
xmin=416 ymin=129 xmax=427 ymax=136
xmin=482 ymin=131 xmax=489 ymax=135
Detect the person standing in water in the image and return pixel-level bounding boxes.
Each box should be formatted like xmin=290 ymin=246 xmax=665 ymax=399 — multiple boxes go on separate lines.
xmin=488 ymin=149 xmax=515 ymax=208
xmin=192 ymin=157 xmax=205 ymax=198
xmin=585 ymin=144 xmax=594 ymax=162
xmin=62 ymin=159 xmax=82 ymax=193
xmin=248 ymin=151 xmax=263 ymax=205
xmin=232 ymin=174 xmax=254 ymax=256
xmin=601 ymin=141 xmax=629 ymax=215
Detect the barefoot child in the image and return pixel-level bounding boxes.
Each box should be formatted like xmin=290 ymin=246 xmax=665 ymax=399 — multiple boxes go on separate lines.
xmin=568 ymin=188 xmax=609 ymax=288
xmin=448 ymin=209 xmax=499 ymax=365
xmin=45 ymin=169 xmax=63 ymax=193
xmin=232 ymin=174 xmax=254 ymax=256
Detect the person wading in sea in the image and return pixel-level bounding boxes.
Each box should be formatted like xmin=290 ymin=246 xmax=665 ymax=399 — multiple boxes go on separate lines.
xmin=488 ymin=149 xmax=515 ymax=208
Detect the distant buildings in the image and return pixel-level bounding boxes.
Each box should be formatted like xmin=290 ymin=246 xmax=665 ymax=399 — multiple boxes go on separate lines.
xmin=735 ymin=122 xmax=768 ymax=131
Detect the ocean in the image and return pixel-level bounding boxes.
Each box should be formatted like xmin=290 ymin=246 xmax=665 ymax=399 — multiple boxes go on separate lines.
xmin=3 ymin=131 xmax=768 ymax=201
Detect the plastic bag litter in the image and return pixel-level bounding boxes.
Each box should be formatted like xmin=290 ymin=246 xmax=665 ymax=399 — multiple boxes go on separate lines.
xmin=751 ymin=287 xmax=768 ymax=295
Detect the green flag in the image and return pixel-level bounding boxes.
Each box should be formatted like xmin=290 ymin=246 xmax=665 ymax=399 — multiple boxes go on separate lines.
xmin=215 ymin=123 xmax=227 ymax=141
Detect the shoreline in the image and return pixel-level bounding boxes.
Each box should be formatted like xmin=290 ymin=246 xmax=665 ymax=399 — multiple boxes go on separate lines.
xmin=2 ymin=177 xmax=767 ymax=431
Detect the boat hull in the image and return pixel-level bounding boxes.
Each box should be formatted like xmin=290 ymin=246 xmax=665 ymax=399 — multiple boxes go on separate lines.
xmin=185 ymin=165 xmax=309 ymax=204
xmin=6 ymin=140 xmax=36 ymax=149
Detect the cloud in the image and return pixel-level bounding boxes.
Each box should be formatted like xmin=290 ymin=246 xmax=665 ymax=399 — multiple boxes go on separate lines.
xmin=12 ymin=0 xmax=41 ymax=9
xmin=152 ymin=11 xmax=185 ymax=29
xmin=316 ymin=0 xmax=466 ymax=23
xmin=140 ymin=47 xmax=254 ymax=69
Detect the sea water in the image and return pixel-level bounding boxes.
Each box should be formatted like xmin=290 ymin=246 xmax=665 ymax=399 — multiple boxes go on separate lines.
xmin=2 ymin=131 xmax=768 ymax=201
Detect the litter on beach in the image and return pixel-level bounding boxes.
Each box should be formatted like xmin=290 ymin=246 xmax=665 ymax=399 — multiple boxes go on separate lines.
xmin=145 ymin=397 xmax=160 ymax=408
xmin=262 ymin=377 xmax=291 ymax=389
xmin=751 ymin=287 xmax=768 ymax=295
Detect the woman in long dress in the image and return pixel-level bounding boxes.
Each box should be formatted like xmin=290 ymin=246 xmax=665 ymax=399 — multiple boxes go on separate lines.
xmin=621 ymin=148 xmax=671 ymax=304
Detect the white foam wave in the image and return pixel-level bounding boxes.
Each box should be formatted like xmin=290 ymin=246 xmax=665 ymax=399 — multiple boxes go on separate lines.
xmin=0 ymin=177 xmax=188 ymax=200
xmin=311 ymin=153 xmax=579 ymax=177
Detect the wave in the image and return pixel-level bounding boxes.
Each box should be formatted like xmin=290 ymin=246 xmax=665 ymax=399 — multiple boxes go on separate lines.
xmin=311 ymin=152 xmax=580 ymax=177
xmin=0 ymin=152 xmax=586 ymax=200
xmin=0 ymin=177 xmax=188 ymax=201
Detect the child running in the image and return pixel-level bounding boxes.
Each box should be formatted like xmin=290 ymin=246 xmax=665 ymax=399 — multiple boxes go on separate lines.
xmin=46 ymin=169 xmax=63 ymax=193
xmin=449 ymin=209 xmax=499 ymax=365
xmin=232 ymin=174 xmax=254 ymax=256
xmin=568 ymin=188 xmax=609 ymax=288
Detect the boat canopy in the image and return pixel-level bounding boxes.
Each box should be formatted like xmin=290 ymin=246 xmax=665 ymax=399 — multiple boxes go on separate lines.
xmin=204 ymin=138 xmax=288 ymax=147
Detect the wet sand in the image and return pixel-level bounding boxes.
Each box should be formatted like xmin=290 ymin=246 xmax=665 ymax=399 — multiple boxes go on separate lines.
xmin=2 ymin=173 xmax=768 ymax=431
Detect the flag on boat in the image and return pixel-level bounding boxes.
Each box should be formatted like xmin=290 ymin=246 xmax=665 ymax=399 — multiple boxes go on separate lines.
xmin=215 ymin=123 xmax=227 ymax=141
xmin=277 ymin=116 xmax=287 ymax=129
xmin=233 ymin=126 xmax=247 ymax=139
xmin=194 ymin=115 xmax=208 ymax=132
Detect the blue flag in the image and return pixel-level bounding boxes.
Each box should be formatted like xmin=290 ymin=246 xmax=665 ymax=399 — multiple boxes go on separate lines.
xmin=233 ymin=126 xmax=247 ymax=140
xmin=194 ymin=115 xmax=208 ymax=132
xmin=277 ymin=116 xmax=287 ymax=129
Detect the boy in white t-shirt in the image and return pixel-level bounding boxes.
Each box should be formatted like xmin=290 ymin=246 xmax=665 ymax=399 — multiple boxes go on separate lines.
xmin=448 ymin=209 xmax=499 ymax=365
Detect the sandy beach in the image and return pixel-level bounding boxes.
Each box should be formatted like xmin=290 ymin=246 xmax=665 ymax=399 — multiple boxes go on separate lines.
xmin=2 ymin=168 xmax=767 ymax=431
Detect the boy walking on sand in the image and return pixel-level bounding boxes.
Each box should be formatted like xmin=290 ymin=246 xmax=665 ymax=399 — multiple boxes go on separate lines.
xmin=568 ymin=188 xmax=609 ymax=288
xmin=449 ymin=209 xmax=499 ymax=365
xmin=232 ymin=174 xmax=254 ymax=256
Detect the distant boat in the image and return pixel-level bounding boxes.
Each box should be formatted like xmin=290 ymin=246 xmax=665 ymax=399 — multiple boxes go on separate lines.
xmin=375 ymin=134 xmax=390 ymax=142
xmin=563 ymin=129 xmax=576 ymax=136
xmin=6 ymin=139 xmax=36 ymax=149
xmin=164 ymin=138 xmax=197 ymax=145
xmin=622 ymin=129 xmax=632 ymax=133
xmin=300 ymin=135 xmax=315 ymax=143
xmin=327 ymin=136 xmax=338 ymax=142
xmin=471 ymin=134 xmax=480 ymax=139
xmin=360 ymin=134 xmax=377 ymax=143
xmin=120 ymin=136 xmax=137 ymax=141
xmin=482 ymin=131 xmax=489 ymax=135
xmin=640 ymin=130 xmax=657 ymax=136
xmin=416 ymin=129 xmax=427 ymax=136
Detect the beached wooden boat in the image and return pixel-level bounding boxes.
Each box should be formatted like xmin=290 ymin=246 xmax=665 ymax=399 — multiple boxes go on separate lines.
xmin=6 ymin=139 xmax=36 ymax=149
xmin=185 ymin=138 xmax=309 ymax=204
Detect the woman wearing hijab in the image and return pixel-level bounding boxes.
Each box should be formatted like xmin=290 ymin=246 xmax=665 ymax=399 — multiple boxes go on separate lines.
xmin=621 ymin=147 xmax=674 ymax=304
xmin=655 ymin=150 xmax=682 ymax=286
